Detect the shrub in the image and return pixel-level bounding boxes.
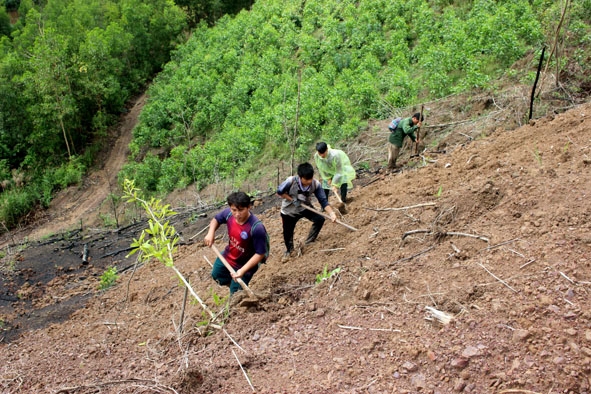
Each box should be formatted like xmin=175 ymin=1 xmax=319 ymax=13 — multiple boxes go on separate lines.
xmin=98 ymin=266 xmax=118 ymax=290
xmin=0 ymin=187 xmax=38 ymax=229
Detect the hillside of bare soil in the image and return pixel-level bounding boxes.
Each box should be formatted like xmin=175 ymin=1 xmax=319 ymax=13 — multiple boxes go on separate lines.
xmin=1 ymin=91 xmax=591 ymax=393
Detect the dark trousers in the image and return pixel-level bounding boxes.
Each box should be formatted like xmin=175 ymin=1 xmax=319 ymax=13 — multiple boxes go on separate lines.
xmin=281 ymin=210 xmax=325 ymax=252
xmin=323 ymin=183 xmax=348 ymax=203
xmin=211 ymin=257 xmax=258 ymax=294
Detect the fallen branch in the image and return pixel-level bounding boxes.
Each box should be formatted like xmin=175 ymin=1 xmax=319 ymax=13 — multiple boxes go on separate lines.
xmin=519 ymin=259 xmax=536 ymax=269
xmin=419 ymin=154 xmax=437 ymax=164
xmin=559 ymin=271 xmax=575 ymax=284
xmin=100 ymin=246 xmax=134 ymax=259
xmin=171 ymin=265 xmax=216 ymax=319
xmin=477 ymin=262 xmax=517 ymax=293
xmin=424 ymin=118 xmax=474 ymax=129
xmin=224 ymin=329 xmax=246 ymax=353
xmin=203 ymin=255 xmax=213 ymax=267
xmin=337 ymin=324 xmax=401 ymax=332
xmin=364 ymin=202 xmax=436 ymax=212
xmin=508 ymin=248 xmax=525 ymax=258
xmin=401 ymin=229 xmax=431 ymax=240
xmin=232 ymin=349 xmax=255 ymax=392
xmin=54 ymin=378 xmax=179 ymax=394
xmin=481 ymin=238 xmax=520 ymax=251
xmin=402 ymin=229 xmax=489 ymax=243
xmin=82 ymin=243 xmax=89 ymax=264
xmin=360 ymin=175 xmax=383 ymax=188
xmin=276 ymin=284 xmax=315 ymax=295
xmin=450 ymin=242 xmax=461 ymax=254
xmin=390 ymin=246 xmax=435 ymax=265
xmin=319 ymin=248 xmax=345 ymax=252
xmin=100 ymin=322 xmax=124 ymax=326
xmin=446 ymin=232 xmax=489 ymax=243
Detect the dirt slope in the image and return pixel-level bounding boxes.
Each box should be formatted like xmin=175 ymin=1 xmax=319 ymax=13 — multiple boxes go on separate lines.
xmin=1 ymin=100 xmax=591 ymax=393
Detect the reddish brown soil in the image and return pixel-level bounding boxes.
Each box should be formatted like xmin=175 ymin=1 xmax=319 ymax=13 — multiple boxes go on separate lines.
xmin=1 ymin=90 xmax=591 ymax=393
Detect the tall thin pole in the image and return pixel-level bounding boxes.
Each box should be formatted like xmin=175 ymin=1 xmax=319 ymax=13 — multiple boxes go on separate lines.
xmin=529 ymin=46 xmax=546 ymax=121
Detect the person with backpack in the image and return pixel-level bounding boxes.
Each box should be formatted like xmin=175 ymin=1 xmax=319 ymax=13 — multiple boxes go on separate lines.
xmin=204 ymin=191 xmax=269 ymax=295
xmin=314 ymin=142 xmax=356 ymax=204
xmin=276 ymin=162 xmax=337 ymax=262
xmin=387 ymin=112 xmax=424 ymax=169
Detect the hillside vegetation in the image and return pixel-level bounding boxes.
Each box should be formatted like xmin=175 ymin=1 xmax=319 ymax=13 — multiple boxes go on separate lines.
xmin=0 ymin=0 xmax=590 ymax=230
xmin=0 ymin=0 xmax=187 ymax=228
xmin=121 ymin=0 xmax=588 ymax=194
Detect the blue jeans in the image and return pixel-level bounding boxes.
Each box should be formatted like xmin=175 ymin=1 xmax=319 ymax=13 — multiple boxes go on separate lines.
xmin=211 ymin=258 xmax=258 ymax=294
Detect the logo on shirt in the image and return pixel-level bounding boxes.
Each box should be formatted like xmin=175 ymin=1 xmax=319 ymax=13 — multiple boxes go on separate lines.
xmin=240 ymin=231 xmax=249 ymax=240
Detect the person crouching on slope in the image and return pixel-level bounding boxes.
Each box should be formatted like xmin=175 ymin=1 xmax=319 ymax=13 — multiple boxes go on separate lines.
xmin=388 ymin=112 xmax=424 ymax=169
xmin=204 ymin=191 xmax=269 ymax=295
xmin=277 ymin=162 xmax=337 ymax=263
xmin=314 ymin=142 xmax=356 ymax=204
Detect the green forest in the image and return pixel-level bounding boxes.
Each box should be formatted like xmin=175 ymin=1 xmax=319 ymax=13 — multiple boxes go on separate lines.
xmin=0 ymin=0 xmax=589 ymax=230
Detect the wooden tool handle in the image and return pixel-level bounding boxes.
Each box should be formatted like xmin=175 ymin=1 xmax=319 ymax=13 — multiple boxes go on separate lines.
xmin=211 ymin=245 xmax=256 ymax=298
xmin=331 ymin=185 xmax=344 ymax=204
xmin=302 ymin=204 xmax=358 ymax=231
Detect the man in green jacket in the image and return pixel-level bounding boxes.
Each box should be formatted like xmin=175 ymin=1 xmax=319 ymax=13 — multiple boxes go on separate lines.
xmin=314 ymin=142 xmax=356 ymax=204
xmin=388 ymin=112 xmax=423 ymax=169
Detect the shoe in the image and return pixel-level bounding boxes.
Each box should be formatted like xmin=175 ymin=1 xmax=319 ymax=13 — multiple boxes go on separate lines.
xmin=281 ymin=250 xmax=292 ymax=263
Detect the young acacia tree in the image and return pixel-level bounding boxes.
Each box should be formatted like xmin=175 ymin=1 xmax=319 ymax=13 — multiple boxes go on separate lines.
xmin=122 ymin=178 xmax=219 ymax=325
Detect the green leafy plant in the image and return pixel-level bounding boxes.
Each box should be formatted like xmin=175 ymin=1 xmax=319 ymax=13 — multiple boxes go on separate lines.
xmin=99 ymin=266 xmax=119 ymax=290
xmin=99 ymin=213 xmax=117 ymax=228
xmin=0 ymin=256 xmax=16 ymax=273
xmin=123 ymin=178 xmax=219 ymax=327
xmin=357 ymin=161 xmax=370 ymax=171
xmin=316 ymin=265 xmax=342 ymax=284
xmin=211 ymin=289 xmax=229 ymax=308
xmin=435 ymin=186 xmax=443 ymax=197
xmin=193 ymin=290 xmax=229 ymax=334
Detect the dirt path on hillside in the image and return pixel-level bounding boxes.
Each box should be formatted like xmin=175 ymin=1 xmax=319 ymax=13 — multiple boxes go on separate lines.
xmin=2 ymin=94 xmax=145 ymax=246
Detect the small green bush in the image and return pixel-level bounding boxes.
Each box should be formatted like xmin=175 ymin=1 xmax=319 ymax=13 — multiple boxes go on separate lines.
xmin=99 ymin=266 xmax=119 ymax=290
xmin=53 ymin=157 xmax=86 ymax=189
xmin=0 ymin=187 xmax=38 ymax=229
xmin=316 ymin=265 xmax=341 ymax=284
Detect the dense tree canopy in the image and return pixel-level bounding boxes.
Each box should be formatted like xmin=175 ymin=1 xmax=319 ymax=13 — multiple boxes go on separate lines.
xmin=0 ymin=0 xmax=186 ymax=227
xmin=122 ymin=0 xmax=556 ymax=193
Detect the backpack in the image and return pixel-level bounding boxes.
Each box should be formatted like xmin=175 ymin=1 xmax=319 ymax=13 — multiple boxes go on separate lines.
xmin=389 ymin=117 xmax=402 ymax=132
xmin=251 ymin=219 xmax=270 ymax=264
xmin=225 ymin=212 xmax=270 ymax=264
